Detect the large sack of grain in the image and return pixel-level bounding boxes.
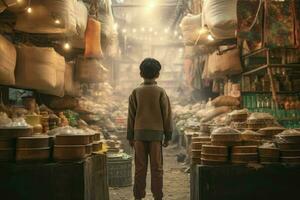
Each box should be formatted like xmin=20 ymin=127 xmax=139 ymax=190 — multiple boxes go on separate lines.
xmin=207 ymin=47 xmax=242 ymax=79
xmin=211 ymin=96 xmax=240 ymax=107
xmin=65 ymin=63 xmax=81 ymax=97
xmin=15 ymin=0 xmax=77 ymax=35
xmin=203 ymin=0 xmax=237 ymax=39
xmin=75 ymin=56 xmax=108 ymax=83
xmin=39 ymin=59 xmax=65 ymax=97
xmin=84 ymin=17 xmax=103 ymax=58
xmin=70 ymin=1 xmax=88 ymax=49
xmin=0 ymin=35 xmax=16 ymax=86
xmin=201 ymin=106 xmax=232 ymax=123
xmin=15 ymin=45 xmax=65 ymax=96
xmin=180 ymin=14 xmax=210 ymax=46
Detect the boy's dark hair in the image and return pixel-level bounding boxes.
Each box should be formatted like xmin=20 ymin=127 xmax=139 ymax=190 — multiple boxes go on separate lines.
xmin=139 ymin=58 xmax=161 ymax=79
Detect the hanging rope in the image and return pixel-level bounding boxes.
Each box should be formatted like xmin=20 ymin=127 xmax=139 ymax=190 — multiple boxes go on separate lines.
xmin=89 ymin=0 xmax=100 ymax=18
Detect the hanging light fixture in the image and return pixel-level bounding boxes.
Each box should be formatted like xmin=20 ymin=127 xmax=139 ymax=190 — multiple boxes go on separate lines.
xmin=63 ymin=42 xmax=71 ymax=50
xmin=27 ymin=7 xmax=32 ymax=13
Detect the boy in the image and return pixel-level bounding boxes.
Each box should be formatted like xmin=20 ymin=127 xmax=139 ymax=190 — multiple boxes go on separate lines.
xmin=127 ymin=58 xmax=173 ymax=200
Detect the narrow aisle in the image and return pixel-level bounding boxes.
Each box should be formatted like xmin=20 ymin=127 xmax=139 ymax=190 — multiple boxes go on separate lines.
xmin=109 ymin=147 xmax=190 ymax=200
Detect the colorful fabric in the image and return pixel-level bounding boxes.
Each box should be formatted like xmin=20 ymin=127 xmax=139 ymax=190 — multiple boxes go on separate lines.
xmin=265 ymin=0 xmax=295 ymax=48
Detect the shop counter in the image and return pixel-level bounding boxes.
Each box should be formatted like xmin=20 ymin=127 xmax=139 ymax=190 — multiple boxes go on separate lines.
xmin=191 ymin=164 xmax=300 ymax=200
xmin=0 ymin=153 xmax=109 ymax=200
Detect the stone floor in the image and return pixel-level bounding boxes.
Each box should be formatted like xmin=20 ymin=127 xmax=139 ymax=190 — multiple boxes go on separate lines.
xmin=109 ymin=146 xmax=190 ymax=200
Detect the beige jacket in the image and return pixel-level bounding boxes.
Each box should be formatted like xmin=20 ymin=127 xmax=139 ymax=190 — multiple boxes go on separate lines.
xmin=127 ymin=80 xmax=173 ymax=141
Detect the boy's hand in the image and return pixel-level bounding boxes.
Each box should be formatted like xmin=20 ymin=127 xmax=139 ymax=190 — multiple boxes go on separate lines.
xmin=163 ymin=140 xmax=169 ymax=148
xmin=129 ymin=140 xmax=135 ymax=148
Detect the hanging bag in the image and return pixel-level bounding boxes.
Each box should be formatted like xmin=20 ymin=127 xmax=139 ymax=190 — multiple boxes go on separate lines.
xmin=207 ymin=47 xmax=242 ymax=79
xmin=84 ymin=17 xmax=103 ymax=58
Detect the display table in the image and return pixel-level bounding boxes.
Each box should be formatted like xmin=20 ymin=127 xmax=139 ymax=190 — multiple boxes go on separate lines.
xmin=0 ymin=153 xmax=109 ymax=200
xmin=191 ymin=164 xmax=300 ymax=200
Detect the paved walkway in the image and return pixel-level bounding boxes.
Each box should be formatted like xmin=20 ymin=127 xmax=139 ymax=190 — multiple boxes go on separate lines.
xmin=109 ymin=147 xmax=190 ymax=200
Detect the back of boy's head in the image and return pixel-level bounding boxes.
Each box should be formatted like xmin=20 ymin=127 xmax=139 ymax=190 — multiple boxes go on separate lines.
xmin=140 ymin=58 xmax=161 ymax=79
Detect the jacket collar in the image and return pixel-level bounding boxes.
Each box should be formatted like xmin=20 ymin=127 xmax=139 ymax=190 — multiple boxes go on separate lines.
xmin=143 ymin=79 xmax=157 ymax=85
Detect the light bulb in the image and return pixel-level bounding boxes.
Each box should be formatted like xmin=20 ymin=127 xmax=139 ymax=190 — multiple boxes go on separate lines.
xmin=64 ymin=42 xmax=71 ymax=50
xmin=54 ymin=19 xmax=61 ymax=25
xmin=207 ymin=34 xmax=214 ymax=41
xmin=27 ymin=7 xmax=32 ymax=14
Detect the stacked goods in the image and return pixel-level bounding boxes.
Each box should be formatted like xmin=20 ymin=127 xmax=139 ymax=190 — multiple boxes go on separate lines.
xmin=15 ymin=0 xmax=77 ymax=35
xmin=202 ymin=0 xmax=238 ymax=39
xmin=64 ymin=63 xmax=81 ymax=97
xmin=105 ymin=138 xmax=121 ymax=154
xmin=241 ymin=130 xmax=262 ymax=146
xmin=201 ymin=145 xmax=229 ymax=165
xmin=258 ymin=127 xmax=286 ymax=141
xmin=75 ymin=56 xmax=108 ymax=83
xmin=211 ymin=127 xmax=242 ymax=146
xmin=247 ymin=113 xmax=276 ymax=130
xmin=180 ymin=14 xmax=210 ymax=46
xmin=191 ymin=136 xmax=211 ymax=164
xmin=93 ymin=132 xmax=102 ymax=153
xmin=258 ymin=143 xmax=280 ymax=164
xmin=0 ymin=113 xmax=33 ymax=161
xmin=231 ymin=146 xmax=258 ymax=164
xmin=16 ymin=135 xmax=50 ymax=162
xmin=229 ymin=109 xmax=249 ymax=131
xmin=275 ymin=130 xmax=300 ymax=164
xmin=229 ymin=109 xmax=248 ymax=122
xmin=54 ymin=132 xmax=91 ymax=161
xmin=40 ymin=113 xmax=49 ymax=133
xmin=15 ymin=45 xmax=65 ymax=97
xmin=199 ymin=123 xmax=211 ymax=135
xmin=0 ymin=35 xmax=16 ymax=86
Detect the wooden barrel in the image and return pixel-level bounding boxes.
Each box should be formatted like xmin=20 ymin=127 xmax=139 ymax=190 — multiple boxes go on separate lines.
xmin=202 ymin=145 xmax=228 ymax=155
xmin=232 ymin=146 xmax=257 ymax=154
xmin=16 ymin=147 xmax=50 ymax=162
xmin=53 ymin=145 xmax=87 ymax=161
xmin=231 ymin=154 xmax=258 ymax=164
xmin=17 ymin=136 xmax=50 ymax=148
xmin=259 ymin=147 xmax=280 ymax=157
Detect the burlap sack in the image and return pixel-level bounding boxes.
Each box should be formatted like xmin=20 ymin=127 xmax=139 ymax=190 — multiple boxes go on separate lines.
xmin=64 ymin=63 xmax=81 ymax=97
xmin=15 ymin=45 xmax=65 ymax=96
xmin=207 ymin=48 xmax=242 ymax=79
xmin=75 ymin=56 xmax=108 ymax=83
xmin=84 ymin=17 xmax=103 ymax=58
xmin=211 ymin=96 xmax=240 ymax=107
xmin=203 ymin=0 xmax=238 ymax=39
xmin=15 ymin=0 xmax=77 ymax=35
xmin=0 ymin=35 xmax=16 ymax=86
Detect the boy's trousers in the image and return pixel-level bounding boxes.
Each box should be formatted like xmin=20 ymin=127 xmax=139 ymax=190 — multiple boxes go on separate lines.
xmin=133 ymin=140 xmax=163 ymax=199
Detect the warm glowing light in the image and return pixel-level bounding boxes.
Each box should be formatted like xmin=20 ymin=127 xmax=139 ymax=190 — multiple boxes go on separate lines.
xmin=17 ymin=0 xmax=23 ymax=3
xmin=174 ymin=31 xmax=178 ymax=36
xmin=132 ymin=28 xmax=137 ymax=33
xmin=164 ymin=28 xmax=169 ymax=34
xmin=54 ymin=19 xmax=61 ymax=25
xmin=122 ymin=29 xmax=127 ymax=33
xmin=207 ymin=34 xmax=214 ymax=41
xmin=141 ymin=27 xmax=145 ymax=32
xmin=147 ymin=1 xmax=156 ymax=9
xmin=154 ymin=31 xmax=158 ymax=36
xmin=27 ymin=7 xmax=32 ymax=13
xmin=64 ymin=42 xmax=71 ymax=50
xmin=113 ymin=23 xmax=118 ymax=30
xmin=149 ymin=27 xmax=153 ymax=32
xmin=178 ymin=35 xmax=183 ymax=40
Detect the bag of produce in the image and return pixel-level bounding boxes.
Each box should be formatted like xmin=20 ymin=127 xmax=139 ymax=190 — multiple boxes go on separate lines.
xmin=15 ymin=45 xmax=65 ymax=96
xmin=15 ymin=0 xmax=77 ymax=35
xmin=201 ymin=106 xmax=232 ymax=123
xmin=207 ymin=47 xmax=242 ymax=79
xmin=180 ymin=14 xmax=211 ymax=46
xmin=75 ymin=56 xmax=108 ymax=83
xmin=203 ymin=0 xmax=237 ymax=39
xmin=70 ymin=1 xmax=88 ymax=49
xmin=0 ymin=35 xmax=16 ymax=86
xmin=64 ymin=63 xmax=81 ymax=97
xmin=84 ymin=17 xmax=103 ymax=58
xmin=211 ymin=96 xmax=240 ymax=107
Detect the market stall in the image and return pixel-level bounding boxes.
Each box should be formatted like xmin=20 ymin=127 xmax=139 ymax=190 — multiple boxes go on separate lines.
xmin=176 ymin=0 xmax=300 ymax=199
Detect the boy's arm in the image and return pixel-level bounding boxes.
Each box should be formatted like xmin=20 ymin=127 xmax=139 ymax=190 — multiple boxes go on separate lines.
xmin=127 ymin=92 xmax=137 ymax=140
xmin=161 ymin=92 xmax=173 ymax=141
